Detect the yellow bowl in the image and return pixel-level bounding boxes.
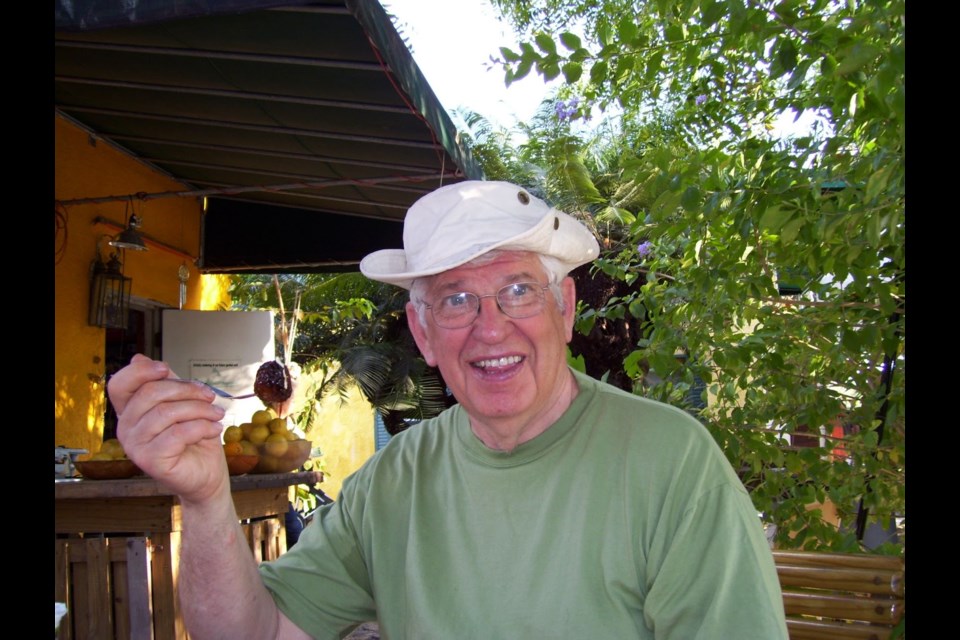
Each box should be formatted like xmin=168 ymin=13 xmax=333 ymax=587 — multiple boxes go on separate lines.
xmin=225 ymin=454 xmax=260 ymax=476
xmin=251 ymin=439 xmax=312 ymax=474
xmin=75 ymin=459 xmax=143 ymax=480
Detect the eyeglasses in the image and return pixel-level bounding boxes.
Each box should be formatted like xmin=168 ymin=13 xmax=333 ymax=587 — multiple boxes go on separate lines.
xmin=423 ymin=282 xmax=552 ymax=329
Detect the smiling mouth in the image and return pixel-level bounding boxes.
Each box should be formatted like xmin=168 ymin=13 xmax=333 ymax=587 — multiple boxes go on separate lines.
xmin=472 ymin=355 xmax=523 ymax=370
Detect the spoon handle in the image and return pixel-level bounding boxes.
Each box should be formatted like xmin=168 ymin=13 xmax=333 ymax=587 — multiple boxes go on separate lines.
xmin=178 ymin=379 xmax=256 ymax=400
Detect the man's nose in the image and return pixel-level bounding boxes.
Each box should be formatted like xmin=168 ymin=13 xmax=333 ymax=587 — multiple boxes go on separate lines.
xmin=472 ymin=295 xmax=511 ymax=335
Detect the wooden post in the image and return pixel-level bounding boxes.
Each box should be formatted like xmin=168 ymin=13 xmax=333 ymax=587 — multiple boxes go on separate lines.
xmin=125 ymin=538 xmax=154 ymax=640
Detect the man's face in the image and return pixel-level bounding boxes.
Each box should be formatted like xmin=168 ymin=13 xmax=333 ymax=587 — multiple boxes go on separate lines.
xmin=406 ymin=252 xmax=577 ymax=435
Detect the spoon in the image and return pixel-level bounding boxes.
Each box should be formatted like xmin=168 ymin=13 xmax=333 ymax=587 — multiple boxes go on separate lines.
xmin=176 ymin=379 xmax=257 ymax=400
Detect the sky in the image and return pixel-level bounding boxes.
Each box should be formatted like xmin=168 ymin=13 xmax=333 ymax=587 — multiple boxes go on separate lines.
xmin=382 ymin=0 xmax=560 ymax=129
xmin=382 ymin=0 xmax=821 ymax=139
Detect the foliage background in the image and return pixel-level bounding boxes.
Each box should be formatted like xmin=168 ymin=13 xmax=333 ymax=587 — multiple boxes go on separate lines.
xmin=482 ymin=0 xmax=905 ymax=553
xmin=235 ymin=0 xmax=904 ymax=556
xmin=229 ymin=273 xmax=452 ymax=436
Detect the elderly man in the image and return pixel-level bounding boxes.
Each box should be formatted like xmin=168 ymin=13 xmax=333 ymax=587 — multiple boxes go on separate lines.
xmin=108 ymin=180 xmax=787 ymax=639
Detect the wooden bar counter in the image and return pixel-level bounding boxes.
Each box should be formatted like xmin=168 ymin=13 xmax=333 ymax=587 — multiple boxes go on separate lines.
xmin=55 ymin=471 xmax=323 ymax=640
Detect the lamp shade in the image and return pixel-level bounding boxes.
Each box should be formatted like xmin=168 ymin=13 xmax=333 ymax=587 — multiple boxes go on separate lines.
xmin=109 ymin=227 xmax=148 ymax=251
xmin=109 ymin=213 xmax=148 ymax=251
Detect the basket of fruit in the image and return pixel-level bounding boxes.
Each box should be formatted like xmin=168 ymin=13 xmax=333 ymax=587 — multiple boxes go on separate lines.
xmin=252 ymin=437 xmax=312 ymax=474
xmin=75 ymin=438 xmax=143 ymax=479
xmin=224 ymin=452 xmax=260 ymax=476
xmin=222 ymin=408 xmax=313 ymax=475
xmin=75 ymin=459 xmax=142 ymax=480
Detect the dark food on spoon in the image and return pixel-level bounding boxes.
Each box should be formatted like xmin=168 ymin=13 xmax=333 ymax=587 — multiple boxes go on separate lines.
xmin=254 ymin=361 xmax=292 ymax=404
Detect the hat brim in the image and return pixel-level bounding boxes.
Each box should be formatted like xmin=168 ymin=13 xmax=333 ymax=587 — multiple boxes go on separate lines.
xmin=359 ymin=207 xmax=599 ymax=290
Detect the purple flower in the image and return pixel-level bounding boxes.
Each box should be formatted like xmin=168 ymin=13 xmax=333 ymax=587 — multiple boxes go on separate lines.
xmin=555 ymin=97 xmax=580 ymax=121
xmin=637 ymin=241 xmax=653 ymax=257
xmin=695 ymin=94 xmax=708 ymax=106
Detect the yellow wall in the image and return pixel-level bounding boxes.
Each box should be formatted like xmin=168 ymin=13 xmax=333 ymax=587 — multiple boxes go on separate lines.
xmin=55 ymin=113 xmax=376 ymax=487
xmin=55 ymin=114 xmax=227 ymax=451
xmin=305 ymin=385 xmax=375 ymax=499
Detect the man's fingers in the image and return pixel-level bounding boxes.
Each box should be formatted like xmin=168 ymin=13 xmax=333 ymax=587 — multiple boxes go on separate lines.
xmin=115 ymin=374 xmax=224 ymax=470
xmin=122 ymin=398 xmax=224 ymax=441
xmin=142 ymin=418 xmax=224 ymax=461
xmin=107 ymin=356 xmax=173 ymax=415
xmin=119 ymin=378 xmax=218 ymax=427
xmin=119 ymin=397 xmax=225 ymax=464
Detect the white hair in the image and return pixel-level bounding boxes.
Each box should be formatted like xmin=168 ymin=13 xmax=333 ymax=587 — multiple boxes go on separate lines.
xmin=409 ymin=250 xmax=569 ymax=328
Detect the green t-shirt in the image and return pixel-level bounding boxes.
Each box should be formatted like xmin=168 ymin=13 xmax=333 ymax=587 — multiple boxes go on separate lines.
xmin=260 ymin=369 xmax=788 ymax=639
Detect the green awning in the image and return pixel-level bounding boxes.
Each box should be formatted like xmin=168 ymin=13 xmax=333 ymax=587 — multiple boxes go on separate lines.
xmin=56 ymin=0 xmax=483 ymax=273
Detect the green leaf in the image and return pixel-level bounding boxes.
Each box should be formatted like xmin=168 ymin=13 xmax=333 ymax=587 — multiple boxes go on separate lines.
xmin=681 ymin=185 xmax=701 ymax=212
xmin=865 ymin=165 xmax=892 ymax=202
xmin=559 ymin=32 xmax=582 ymax=51
xmin=569 ymin=47 xmax=589 ymax=63
xmin=701 ymin=0 xmax=726 ymax=28
xmin=775 ymin=36 xmax=799 ymax=75
xmin=651 ymin=189 xmax=681 ymax=220
xmin=618 ymin=16 xmax=639 ymax=44
xmin=574 ymin=308 xmax=597 ymax=335
xmin=820 ymin=51 xmax=837 ymax=78
xmin=867 ymin=211 xmax=881 ymax=247
xmin=780 ymin=217 xmax=804 ymax=244
xmin=605 ymin=305 xmax=626 ymax=320
xmin=540 ymin=60 xmax=561 ymax=81
xmin=650 ymin=349 xmax=678 ymax=377
xmin=596 ymin=20 xmax=613 ymax=46
xmin=840 ymin=328 xmax=861 ymax=351
xmin=628 ymin=299 xmax=647 ymax=319
xmin=590 ymin=59 xmax=609 ymax=86
xmin=728 ymin=0 xmax=749 ymax=36
xmin=644 ymin=50 xmax=664 ymax=82
xmin=786 ymin=59 xmax=811 ymax=91
xmin=823 ymin=214 xmax=847 ymax=243
xmin=835 ymin=42 xmax=882 ymax=76
xmin=512 ymin=59 xmax=533 ymax=83
xmin=499 ymin=47 xmax=520 ymax=62
xmin=623 ymin=350 xmax=646 ymax=379
xmin=535 ymin=33 xmax=557 ymax=55
xmin=596 ymin=205 xmax=636 ymax=225
xmin=562 ymin=61 xmax=583 ymax=84
xmin=759 ymin=205 xmax=793 ymax=232
xmin=614 ymin=54 xmax=635 ymax=81
xmin=665 ymin=23 xmax=684 ymax=43
xmin=567 ymin=350 xmax=587 ymax=372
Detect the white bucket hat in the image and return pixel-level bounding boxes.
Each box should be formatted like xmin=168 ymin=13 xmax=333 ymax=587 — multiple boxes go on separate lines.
xmin=360 ymin=180 xmax=600 ymax=289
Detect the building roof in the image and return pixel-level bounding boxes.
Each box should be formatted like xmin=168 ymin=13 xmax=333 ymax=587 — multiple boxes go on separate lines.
xmin=56 ymin=0 xmax=482 ymax=273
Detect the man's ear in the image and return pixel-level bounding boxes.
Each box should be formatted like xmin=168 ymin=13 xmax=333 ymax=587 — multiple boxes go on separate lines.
xmin=406 ymin=301 xmax=437 ymax=366
xmin=561 ymin=276 xmax=577 ymax=343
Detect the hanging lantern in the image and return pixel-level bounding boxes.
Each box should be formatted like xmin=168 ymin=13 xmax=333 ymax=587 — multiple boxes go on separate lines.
xmin=89 ymin=251 xmax=132 ymax=329
xmin=109 ymin=196 xmax=148 ymax=252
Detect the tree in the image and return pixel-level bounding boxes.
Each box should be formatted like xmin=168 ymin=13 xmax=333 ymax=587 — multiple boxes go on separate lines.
xmin=228 ymin=273 xmax=452 ymax=437
xmin=487 ymin=0 xmax=905 ymax=552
